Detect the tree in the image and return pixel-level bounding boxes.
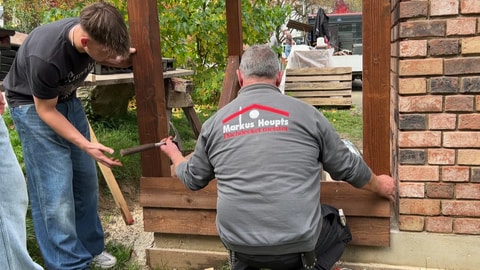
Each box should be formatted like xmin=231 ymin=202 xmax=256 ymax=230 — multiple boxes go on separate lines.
xmin=157 ymin=0 xmax=289 ymax=104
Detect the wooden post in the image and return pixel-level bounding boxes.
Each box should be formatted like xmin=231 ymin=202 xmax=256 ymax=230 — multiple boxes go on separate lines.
xmin=127 ymin=0 xmax=170 ymax=177
xmin=362 ymin=0 xmax=391 ymax=175
xmin=218 ymin=0 xmax=243 ymax=108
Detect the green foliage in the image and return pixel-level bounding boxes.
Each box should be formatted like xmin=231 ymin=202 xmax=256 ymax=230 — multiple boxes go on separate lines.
xmin=41 ymin=2 xmax=85 ymax=23
xmin=2 ymin=0 xmax=44 ymax=33
xmin=158 ymin=0 xmax=290 ymax=105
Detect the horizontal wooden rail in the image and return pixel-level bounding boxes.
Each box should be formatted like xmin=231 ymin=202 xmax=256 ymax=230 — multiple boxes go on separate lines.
xmin=140 ymin=177 xmax=391 ymax=247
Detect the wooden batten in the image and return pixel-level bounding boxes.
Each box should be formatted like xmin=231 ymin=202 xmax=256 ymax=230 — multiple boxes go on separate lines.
xmin=146 ymin=248 xmax=228 ymax=270
xmin=284 ymin=67 xmax=353 ymax=107
xmin=140 ymin=177 xmax=391 ymax=247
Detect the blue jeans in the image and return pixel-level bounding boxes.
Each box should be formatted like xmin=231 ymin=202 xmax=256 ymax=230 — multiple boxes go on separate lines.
xmin=10 ymin=98 xmax=105 ymax=270
xmin=0 ymin=116 xmax=43 ymax=270
xmin=284 ymin=44 xmax=292 ymax=59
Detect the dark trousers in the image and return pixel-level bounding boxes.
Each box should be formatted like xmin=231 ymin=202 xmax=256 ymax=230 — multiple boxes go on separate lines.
xmin=231 ymin=204 xmax=352 ymax=270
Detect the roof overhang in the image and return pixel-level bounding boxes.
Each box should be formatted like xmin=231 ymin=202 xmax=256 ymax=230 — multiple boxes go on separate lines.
xmin=286 ymin=20 xmax=313 ymax=32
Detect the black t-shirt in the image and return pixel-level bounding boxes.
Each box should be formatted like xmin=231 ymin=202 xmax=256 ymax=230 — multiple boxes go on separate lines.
xmin=3 ymin=18 xmax=95 ymax=107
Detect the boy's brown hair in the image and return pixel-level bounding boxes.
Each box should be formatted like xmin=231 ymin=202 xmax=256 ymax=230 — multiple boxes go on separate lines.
xmin=80 ymin=2 xmax=130 ymax=58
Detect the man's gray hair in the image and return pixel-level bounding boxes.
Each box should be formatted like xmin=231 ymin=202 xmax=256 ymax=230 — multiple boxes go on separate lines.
xmin=239 ymin=45 xmax=280 ymax=79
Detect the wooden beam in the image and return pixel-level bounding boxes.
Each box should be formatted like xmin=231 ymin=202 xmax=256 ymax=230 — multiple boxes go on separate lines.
xmin=127 ymin=0 xmax=170 ymax=177
xmin=146 ymin=248 xmax=228 ymax=270
xmin=140 ymin=177 xmax=391 ymax=246
xmin=89 ymin=124 xmax=134 ymax=225
xmin=218 ymin=56 xmax=240 ymax=108
xmin=225 ymin=0 xmax=243 ymax=57
xmin=218 ymin=0 xmax=243 ymax=108
xmin=142 ymin=209 xmax=389 ymax=246
xmin=362 ymin=0 xmax=391 ymax=175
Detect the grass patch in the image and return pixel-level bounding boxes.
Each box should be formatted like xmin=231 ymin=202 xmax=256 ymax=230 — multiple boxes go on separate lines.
xmin=320 ymin=107 xmax=363 ymax=148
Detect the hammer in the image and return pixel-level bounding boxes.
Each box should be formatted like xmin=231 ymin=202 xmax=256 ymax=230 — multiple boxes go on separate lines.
xmin=120 ymin=121 xmax=182 ymax=156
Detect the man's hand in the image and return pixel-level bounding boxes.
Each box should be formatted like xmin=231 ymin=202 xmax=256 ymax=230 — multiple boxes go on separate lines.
xmin=362 ymin=174 xmax=396 ymax=202
xmin=100 ymin=47 xmax=137 ymax=68
xmin=160 ymin=136 xmax=186 ymax=176
xmin=85 ymin=142 xmax=122 ymax=168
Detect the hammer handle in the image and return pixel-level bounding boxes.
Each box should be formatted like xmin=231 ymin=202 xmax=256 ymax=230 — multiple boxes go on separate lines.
xmin=120 ymin=142 xmax=163 ymax=157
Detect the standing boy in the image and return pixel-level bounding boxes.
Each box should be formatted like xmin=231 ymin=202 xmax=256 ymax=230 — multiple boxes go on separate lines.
xmin=3 ymin=2 xmax=135 ymax=269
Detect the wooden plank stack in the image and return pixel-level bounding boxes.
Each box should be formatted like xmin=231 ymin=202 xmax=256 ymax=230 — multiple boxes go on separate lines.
xmin=284 ymin=67 xmax=353 ymax=107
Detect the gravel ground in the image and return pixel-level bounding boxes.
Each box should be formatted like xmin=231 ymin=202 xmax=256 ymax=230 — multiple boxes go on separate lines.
xmin=99 ymin=188 xmax=154 ymax=269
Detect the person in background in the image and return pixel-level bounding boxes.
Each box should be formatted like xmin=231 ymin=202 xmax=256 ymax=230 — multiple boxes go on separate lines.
xmin=159 ymin=44 xmax=396 ymax=270
xmin=283 ymin=28 xmax=294 ymax=58
xmin=2 ymin=2 xmax=135 ymax=269
xmin=268 ymin=31 xmax=278 ymax=48
xmin=267 ymin=30 xmax=282 ymax=59
xmin=0 ymin=93 xmax=43 ymax=270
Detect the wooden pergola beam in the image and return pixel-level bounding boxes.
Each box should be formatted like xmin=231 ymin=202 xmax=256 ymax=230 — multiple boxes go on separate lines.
xmin=218 ymin=0 xmax=243 ymax=108
xmin=127 ymin=0 xmax=170 ymax=177
xmin=362 ymin=0 xmax=391 ymax=175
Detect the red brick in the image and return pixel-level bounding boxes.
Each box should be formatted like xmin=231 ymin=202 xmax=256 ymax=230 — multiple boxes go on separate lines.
xmin=399 ymin=59 xmax=443 ymax=76
xmin=445 ymin=57 xmax=480 ymax=75
xmin=399 ymin=78 xmax=427 ymax=94
xmin=442 ymin=200 xmax=480 ymax=216
xmin=400 ymin=199 xmax=441 ymax=215
xmin=454 ymin=218 xmax=480 ymax=234
xmin=477 ymin=96 xmax=480 ymax=111
xmin=399 ymin=1 xmax=428 ymax=18
xmin=428 ymin=149 xmax=455 ymax=165
xmin=399 ymin=40 xmax=427 ymax=57
xmin=428 ymin=113 xmax=457 ymax=130
xmin=428 ymin=39 xmax=459 ymax=56
xmin=399 ymin=131 xmax=442 ymax=147
xmin=462 ymin=37 xmax=480 ymax=55
xmin=399 ymin=215 xmax=425 ymax=231
xmin=399 ymin=21 xmax=446 ymax=38
xmin=426 ymin=182 xmax=454 ymax=198
xmin=461 ymin=0 xmax=480 ymax=14
xmin=444 ymin=132 xmax=480 ymax=147
xmin=472 ymin=167 xmax=480 ymax=182
xmin=399 ymin=182 xmax=425 ymax=198
xmin=431 ymin=0 xmax=459 ymax=16
xmin=447 ymin=18 xmax=476 ymax=36
xmin=456 ymin=183 xmax=480 ymax=199
xmin=445 ymin=95 xmax=474 ymax=112
xmin=461 ymin=76 xmax=480 ymax=93
xmin=399 ymin=165 xmax=440 ymax=181
xmin=399 ymin=96 xmax=443 ymax=112
xmin=459 ymin=114 xmax=480 ymax=129
xmin=425 ymin=216 xmax=453 ymax=233
xmin=458 ymin=149 xmax=480 ymax=165
xmin=442 ymin=166 xmax=470 ymax=182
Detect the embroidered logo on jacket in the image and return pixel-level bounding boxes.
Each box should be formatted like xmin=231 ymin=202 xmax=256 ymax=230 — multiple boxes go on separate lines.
xmin=222 ymin=104 xmax=290 ymax=139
